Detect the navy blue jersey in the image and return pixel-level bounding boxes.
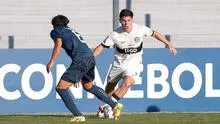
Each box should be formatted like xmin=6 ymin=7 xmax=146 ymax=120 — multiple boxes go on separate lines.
xmin=50 ymin=26 xmax=93 ymax=60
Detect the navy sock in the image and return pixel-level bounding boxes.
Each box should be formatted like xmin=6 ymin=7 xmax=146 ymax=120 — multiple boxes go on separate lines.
xmin=112 ymin=93 xmax=120 ymax=101
xmin=56 ymin=88 xmax=82 ymax=116
xmin=86 ymin=85 xmax=117 ymax=109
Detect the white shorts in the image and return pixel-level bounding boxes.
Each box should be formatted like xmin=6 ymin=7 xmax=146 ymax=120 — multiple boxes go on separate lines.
xmin=107 ymin=64 xmax=143 ymax=83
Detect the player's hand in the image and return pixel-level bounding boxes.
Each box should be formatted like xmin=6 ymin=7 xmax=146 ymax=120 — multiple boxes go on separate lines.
xmin=46 ymin=60 xmax=54 ymax=73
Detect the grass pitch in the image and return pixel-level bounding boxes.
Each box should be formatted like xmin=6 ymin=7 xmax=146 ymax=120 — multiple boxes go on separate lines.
xmin=0 ymin=113 xmax=220 ymax=124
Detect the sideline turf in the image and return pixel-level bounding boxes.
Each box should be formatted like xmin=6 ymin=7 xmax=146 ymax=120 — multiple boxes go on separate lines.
xmin=0 ymin=113 xmax=220 ymax=124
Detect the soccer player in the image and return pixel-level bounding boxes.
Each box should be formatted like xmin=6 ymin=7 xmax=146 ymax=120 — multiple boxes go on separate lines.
xmin=93 ymin=9 xmax=177 ymax=104
xmin=46 ymin=15 xmax=123 ymax=122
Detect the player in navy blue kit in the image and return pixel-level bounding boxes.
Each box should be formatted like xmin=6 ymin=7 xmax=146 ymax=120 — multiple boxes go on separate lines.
xmin=46 ymin=15 xmax=123 ymax=122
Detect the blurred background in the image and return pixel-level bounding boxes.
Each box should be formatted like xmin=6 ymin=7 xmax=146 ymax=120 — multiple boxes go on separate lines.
xmin=0 ymin=0 xmax=219 ymax=49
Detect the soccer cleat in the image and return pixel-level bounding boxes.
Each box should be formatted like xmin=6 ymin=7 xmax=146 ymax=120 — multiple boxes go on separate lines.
xmin=113 ymin=103 xmax=123 ymax=120
xmin=70 ymin=116 xmax=85 ymax=122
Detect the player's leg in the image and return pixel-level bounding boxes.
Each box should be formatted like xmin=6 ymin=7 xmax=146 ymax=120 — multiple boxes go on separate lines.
xmin=56 ymin=61 xmax=87 ymax=122
xmin=81 ymin=59 xmax=117 ymax=109
xmin=82 ymin=81 xmax=117 ymax=109
xmin=110 ymin=65 xmax=142 ymax=101
xmin=82 ymin=81 xmax=123 ymax=120
xmin=105 ymin=82 xmax=117 ymax=96
xmin=105 ymin=66 xmax=123 ymax=102
xmin=56 ymin=80 xmax=83 ymax=117
xmin=112 ymin=75 xmax=135 ymax=98
xmin=82 ymin=57 xmax=123 ymax=120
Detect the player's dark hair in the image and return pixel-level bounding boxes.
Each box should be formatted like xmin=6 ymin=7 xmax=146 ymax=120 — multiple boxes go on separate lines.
xmin=51 ymin=15 xmax=69 ymax=27
xmin=119 ymin=9 xmax=133 ymax=18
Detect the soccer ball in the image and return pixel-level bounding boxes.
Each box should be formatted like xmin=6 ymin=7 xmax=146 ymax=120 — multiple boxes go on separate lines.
xmin=97 ymin=104 xmax=114 ymax=119
xmin=103 ymin=104 xmax=114 ymax=119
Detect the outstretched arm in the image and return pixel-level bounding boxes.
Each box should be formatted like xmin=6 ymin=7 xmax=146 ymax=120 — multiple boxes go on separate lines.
xmin=152 ymin=31 xmax=177 ymax=56
xmin=93 ymin=44 xmax=105 ymax=57
xmin=46 ymin=38 xmax=62 ymax=73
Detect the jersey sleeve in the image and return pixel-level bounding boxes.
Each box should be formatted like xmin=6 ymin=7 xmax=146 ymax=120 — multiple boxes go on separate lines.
xmin=50 ymin=29 xmax=62 ymax=41
xmin=101 ymin=34 xmax=114 ymax=48
xmin=142 ymin=26 xmax=154 ymax=37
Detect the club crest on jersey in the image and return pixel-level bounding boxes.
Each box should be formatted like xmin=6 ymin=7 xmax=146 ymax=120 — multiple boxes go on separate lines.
xmin=134 ymin=37 xmax=141 ymax=42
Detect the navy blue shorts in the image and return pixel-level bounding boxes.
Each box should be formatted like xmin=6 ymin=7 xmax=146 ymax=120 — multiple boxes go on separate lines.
xmin=61 ymin=56 xmax=95 ymax=83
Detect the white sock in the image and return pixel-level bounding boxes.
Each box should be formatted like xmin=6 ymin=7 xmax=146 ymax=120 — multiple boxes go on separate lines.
xmin=111 ymin=96 xmax=118 ymax=102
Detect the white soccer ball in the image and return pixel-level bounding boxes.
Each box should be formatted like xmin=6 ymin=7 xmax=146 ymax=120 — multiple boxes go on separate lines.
xmin=103 ymin=104 xmax=114 ymax=119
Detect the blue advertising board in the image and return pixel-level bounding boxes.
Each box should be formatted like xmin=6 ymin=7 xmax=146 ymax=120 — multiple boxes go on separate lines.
xmin=0 ymin=48 xmax=220 ymax=114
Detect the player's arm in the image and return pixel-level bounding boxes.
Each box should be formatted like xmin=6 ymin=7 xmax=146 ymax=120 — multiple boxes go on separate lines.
xmin=152 ymin=31 xmax=177 ymax=56
xmin=93 ymin=35 xmax=113 ymax=56
xmin=46 ymin=38 xmax=62 ymax=73
xmin=93 ymin=44 xmax=105 ymax=57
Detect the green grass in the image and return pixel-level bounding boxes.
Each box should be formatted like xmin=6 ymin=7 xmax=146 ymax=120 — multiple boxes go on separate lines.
xmin=0 ymin=113 xmax=220 ymax=124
